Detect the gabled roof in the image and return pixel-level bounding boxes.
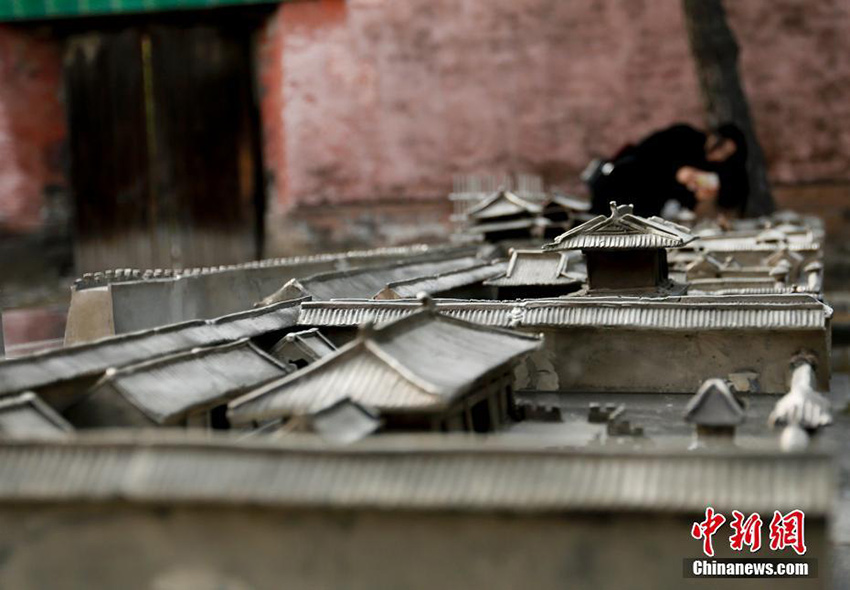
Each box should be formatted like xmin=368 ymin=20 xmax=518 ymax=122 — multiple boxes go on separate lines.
xmin=485 ymin=249 xmax=585 ymax=287
xmin=375 ymin=262 xmax=505 ymax=300
xmin=0 ymin=392 xmax=73 ymax=437
xmin=85 ymin=339 xmax=289 ymax=425
xmin=467 ymin=189 xmax=543 ymax=220
xmin=545 ymin=202 xmax=695 ymax=250
xmin=229 ymin=308 xmax=541 ymax=423
xmin=684 ymin=379 xmax=745 ymax=427
xmin=270 ymin=329 xmax=337 ymax=368
xmin=262 ymin=254 xmax=483 ymax=303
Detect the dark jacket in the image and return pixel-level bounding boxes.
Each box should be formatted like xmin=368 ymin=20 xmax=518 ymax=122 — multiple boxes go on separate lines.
xmin=588 ymin=123 xmax=749 ymax=217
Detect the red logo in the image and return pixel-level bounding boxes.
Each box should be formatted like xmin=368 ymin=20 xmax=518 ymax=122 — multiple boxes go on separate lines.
xmin=691 ymin=507 xmax=806 ymax=556
xmin=769 ymin=510 xmax=807 ymax=556
xmin=691 ymin=507 xmax=726 ymax=557
xmin=729 ymin=510 xmax=763 ymax=552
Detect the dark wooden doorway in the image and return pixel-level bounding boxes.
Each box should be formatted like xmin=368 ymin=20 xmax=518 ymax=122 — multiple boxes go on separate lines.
xmin=63 ymin=14 xmax=266 ymax=272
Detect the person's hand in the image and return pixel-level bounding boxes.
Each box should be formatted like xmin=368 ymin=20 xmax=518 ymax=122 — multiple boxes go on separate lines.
xmin=676 ymin=167 xmax=719 ymax=202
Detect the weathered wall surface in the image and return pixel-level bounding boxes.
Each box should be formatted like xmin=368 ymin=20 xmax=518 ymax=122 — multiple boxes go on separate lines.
xmin=727 ymin=0 xmax=850 ymax=184
xmin=518 ymin=327 xmax=829 ymax=395
xmin=258 ymin=0 xmax=704 ymax=214
xmin=0 ymin=26 xmax=67 ymax=234
xmin=2 ymin=1 xmax=850 ymax=260
xmin=0 ymin=505 xmax=828 ymax=590
xmin=258 ymin=0 xmax=850 ymax=220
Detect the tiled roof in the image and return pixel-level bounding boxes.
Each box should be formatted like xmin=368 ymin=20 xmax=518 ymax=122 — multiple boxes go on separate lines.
xmin=467 ymin=189 xmax=543 ymax=220
xmin=685 ymin=379 xmax=746 ymax=427
xmin=0 ymin=393 xmax=73 ymax=437
xmin=263 ymin=254 xmax=483 ymax=303
xmin=231 ymin=348 xmax=438 ymax=419
xmin=692 ymin=236 xmax=820 ymax=253
xmin=376 ymin=262 xmax=506 ymax=299
xmin=0 ymin=435 xmax=833 ymax=515
xmin=545 ymin=202 xmax=694 ymax=251
xmin=485 ymin=250 xmax=585 ymax=286
xmin=298 ymin=295 xmax=831 ymax=332
xmin=229 ymin=309 xmax=541 ymax=423
xmin=270 ymin=329 xmax=337 ymax=368
xmin=0 ymin=298 xmax=303 ymax=399
xmin=546 ymin=194 xmax=591 ymax=212
xmin=83 ymin=340 xmax=289 ymax=425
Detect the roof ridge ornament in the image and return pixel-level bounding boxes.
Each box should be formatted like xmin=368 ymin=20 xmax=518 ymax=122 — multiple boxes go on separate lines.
xmin=609 ymin=201 xmax=633 ymax=218
xmin=768 ymin=354 xmax=832 ymax=431
xmin=416 ymin=291 xmax=436 ymax=311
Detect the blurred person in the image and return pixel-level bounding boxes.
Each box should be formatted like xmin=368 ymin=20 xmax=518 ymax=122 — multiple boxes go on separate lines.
xmin=585 ymin=123 xmax=749 ymax=221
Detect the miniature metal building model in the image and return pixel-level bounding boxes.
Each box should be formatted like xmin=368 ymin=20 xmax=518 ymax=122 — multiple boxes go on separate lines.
xmin=262 ymin=251 xmax=482 ymax=303
xmin=304 ymin=398 xmax=382 ymax=444
xmin=229 ymin=302 xmax=542 ymax=432
xmin=270 ymin=328 xmax=337 ymax=373
xmin=484 ymin=249 xmax=585 ymax=299
xmin=544 ymin=201 xmax=694 ymax=292
xmin=465 ymin=188 xmax=544 ymax=241
xmin=0 ymin=436 xmax=832 ymax=590
xmin=0 ymin=392 xmax=73 ymax=438
xmin=0 ymin=298 xmax=303 ymax=410
xmin=64 ymin=243 xmax=466 ymax=344
xmin=540 ymin=194 xmax=590 ymax=239
xmin=373 ymin=261 xmax=505 ymax=300
xmin=296 ymin=294 xmax=832 ymax=394
xmin=65 ymin=339 xmax=290 ymax=429
xmin=682 ymin=228 xmax=821 ymax=269
xmin=684 ymin=378 xmax=745 ymax=448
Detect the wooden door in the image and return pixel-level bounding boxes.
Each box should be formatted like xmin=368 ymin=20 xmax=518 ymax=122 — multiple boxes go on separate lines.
xmin=64 ymin=22 xmax=261 ymax=272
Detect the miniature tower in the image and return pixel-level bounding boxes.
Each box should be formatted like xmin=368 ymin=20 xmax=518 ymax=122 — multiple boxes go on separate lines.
xmin=684 ymin=378 xmax=745 ymax=449
xmin=544 ymin=201 xmax=694 ymax=292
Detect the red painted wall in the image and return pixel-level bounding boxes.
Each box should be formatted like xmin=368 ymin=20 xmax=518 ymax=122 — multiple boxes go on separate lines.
xmin=0 ymin=26 xmax=66 ymax=233
xmin=258 ymin=0 xmax=850 ymax=215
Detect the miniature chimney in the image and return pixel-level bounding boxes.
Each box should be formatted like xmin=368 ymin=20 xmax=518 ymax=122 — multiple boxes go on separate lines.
xmin=684 ymin=378 xmax=745 ymax=449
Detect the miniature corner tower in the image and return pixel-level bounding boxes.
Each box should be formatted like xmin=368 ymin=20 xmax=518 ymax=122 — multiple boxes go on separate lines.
xmin=544 ymin=201 xmax=694 ymax=292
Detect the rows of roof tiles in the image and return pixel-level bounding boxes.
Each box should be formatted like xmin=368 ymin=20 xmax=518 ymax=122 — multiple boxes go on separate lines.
xmin=298 ymin=295 xmax=831 ymax=331
xmin=0 ymin=436 xmax=832 ymax=514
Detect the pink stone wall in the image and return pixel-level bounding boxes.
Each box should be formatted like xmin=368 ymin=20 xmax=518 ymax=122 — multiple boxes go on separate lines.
xmin=259 ymin=0 xmax=850 ymax=214
xmin=0 ymin=26 xmax=66 ymax=233
xmin=0 ymin=1 xmax=848 ymax=244
xmin=726 ymin=0 xmax=850 ymax=183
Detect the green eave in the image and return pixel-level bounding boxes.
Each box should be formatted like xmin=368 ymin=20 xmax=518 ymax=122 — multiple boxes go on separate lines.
xmin=0 ymin=0 xmax=280 ymax=21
